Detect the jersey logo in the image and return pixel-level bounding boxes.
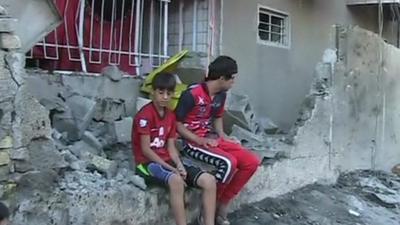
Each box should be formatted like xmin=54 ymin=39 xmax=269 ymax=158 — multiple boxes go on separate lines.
xmin=139 ymin=119 xmax=148 ymax=128
xmin=198 ymin=97 xmax=205 ymax=105
xmin=159 ymin=126 xmax=164 ymax=136
xmin=150 ymin=137 xmax=165 ymax=148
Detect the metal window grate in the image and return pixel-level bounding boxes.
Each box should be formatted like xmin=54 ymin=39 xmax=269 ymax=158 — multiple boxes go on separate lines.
xmin=28 ymin=0 xmax=170 ymax=75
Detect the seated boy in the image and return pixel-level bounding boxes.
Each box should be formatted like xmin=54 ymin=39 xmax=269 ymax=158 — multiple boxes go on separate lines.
xmin=132 ymin=72 xmax=217 ymax=225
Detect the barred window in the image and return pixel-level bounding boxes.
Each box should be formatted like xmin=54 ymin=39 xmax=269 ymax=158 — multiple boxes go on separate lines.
xmin=258 ymin=6 xmax=290 ymax=48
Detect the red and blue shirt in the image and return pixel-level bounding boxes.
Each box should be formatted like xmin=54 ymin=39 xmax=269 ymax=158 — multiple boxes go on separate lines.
xmin=132 ymin=103 xmax=177 ymax=164
xmin=175 ymin=83 xmax=226 ymax=139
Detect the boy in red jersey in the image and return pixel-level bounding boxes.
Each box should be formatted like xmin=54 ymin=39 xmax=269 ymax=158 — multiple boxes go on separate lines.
xmin=175 ymin=56 xmax=261 ymax=225
xmin=132 ymin=72 xmax=216 ymax=225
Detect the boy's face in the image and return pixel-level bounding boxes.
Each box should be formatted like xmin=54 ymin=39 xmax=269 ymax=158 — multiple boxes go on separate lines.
xmin=219 ymin=74 xmax=236 ymax=91
xmin=0 ymin=219 xmax=8 ymax=225
xmin=152 ymin=88 xmax=174 ymax=108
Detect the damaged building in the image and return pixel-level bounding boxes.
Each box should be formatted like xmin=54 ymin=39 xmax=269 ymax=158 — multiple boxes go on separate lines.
xmin=0 ymin=0 xmax=399 ymax=225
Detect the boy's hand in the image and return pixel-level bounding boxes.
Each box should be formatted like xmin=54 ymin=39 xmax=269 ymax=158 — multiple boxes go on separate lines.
xmin=177 ymin=165 xmax=187 ymax=179
xmin=225 ymin=136 xmax=241 ymax=144
xmin=196 ymin=137 xmax=218 ymax=147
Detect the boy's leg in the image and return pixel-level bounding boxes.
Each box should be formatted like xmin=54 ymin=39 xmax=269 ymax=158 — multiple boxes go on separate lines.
xmin=183 ymin=143 xmax=238 ymax=185
xmin=168 ymin=174 xmax=187 ymax=225
xmin=137 ymin=163 xmax=187 ymax=225
xmin=185 ymin=164 xmax=217 ymax=225
xmin=216 ymin=139 xmax=261 ymax=218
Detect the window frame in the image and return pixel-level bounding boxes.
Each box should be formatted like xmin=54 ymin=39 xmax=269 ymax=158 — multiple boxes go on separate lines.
xmin=257 ymin=5 xmax=291 ymax=49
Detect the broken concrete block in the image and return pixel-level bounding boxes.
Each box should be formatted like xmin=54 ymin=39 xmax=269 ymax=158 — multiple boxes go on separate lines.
xmin=258 ymin=117 xmax=279 ymax=134
xmin=52 ymin=107 xmax=80 ymax=141
xmin=70 ymin=160 xmax=87 ymax=171
xmin=130 ymin=175 xmax=147 ymax=190
xmin=0 ymin=136 xmax=12 ymax=149
xmin=13 ymin=85 xmax=52 ymax=148
xmin=0 ymin=18 xmax=18 ymax=32
xmin=102 ymin=65 xmax=123 ymax=82
xmin=82 ymin=152 xmax=117 ymax=178
xmin=5 ymin=52 xmax=27 ymax=86
xmin=230 ymin=124 xmax=264 ymax=145
xmin=0 ymin=151 xmax=10 ymax=166
xmin=392 ymin=164 xmax=400 ymax=176
xmin=94 ymin=98 xmax=125 ymax=122
xmin=224 ymin=92 xmax=259 ymax=134
xmin=10 ymin=147 xmax=29 ymax=160
xmin=136 ymin=97 xmax=151 ymax=113
xmin=113 ymin=117 xmax=133 ymax=143
xmin=23 ymin=139 xmax=67 ymax=171
xmin=65 ymin=95 xmax=97 ymax=139
xmin=82 ymin=131 xmax=103 ymax=151
xmin=69 ymin=140 xmax=101 ymax=158
xmin=0 ymin=6 xmax=7 ymax=15
xmin=0 ymin=33 xmax=21 ymax=49
xmin=17 ymin=170 xmax=58 ymax=192
xmin=0 ymin=165 xmax=9 ymax=181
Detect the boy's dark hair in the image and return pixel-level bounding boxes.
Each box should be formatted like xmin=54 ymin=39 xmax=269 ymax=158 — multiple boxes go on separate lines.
xmin=206 ymin=55 xmax=238 ymax=81
xmin=151 ymin=72 xmax=176 ymax=92
xmin=0 ymin=202 xmax=9 ymax=221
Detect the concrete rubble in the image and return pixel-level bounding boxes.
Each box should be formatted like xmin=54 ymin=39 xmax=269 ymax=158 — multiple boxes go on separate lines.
xmin=229 ymin=170 xmax=400 ymax=225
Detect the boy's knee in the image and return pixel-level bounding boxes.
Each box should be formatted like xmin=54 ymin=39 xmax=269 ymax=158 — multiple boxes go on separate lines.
xmin=168 ymin=174 xmax=185 ymax=192
xmin=197 ymin=173 xmax=216 ymax=190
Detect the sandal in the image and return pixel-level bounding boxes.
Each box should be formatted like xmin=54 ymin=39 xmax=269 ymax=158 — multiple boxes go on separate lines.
xmin=216 ymin=215 xmax=230 ymax=225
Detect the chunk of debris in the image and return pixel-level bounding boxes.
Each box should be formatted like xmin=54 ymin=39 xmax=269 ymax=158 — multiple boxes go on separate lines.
xmin=392 ymin=164 xmax=400 ymax=176
xmin=0 ymin=5 xmax=7 ymax=15
xmin=101 ymin=65 xmax=123 ymax=82
xmin=81 ymin=152 xmax=117 ymax=178
xmin=113 ymin=117 xmax=133 ymax=143
xmin=0 ymin=17 xmax=17 ymax=32
xmin=94 ymin=98 xmax=125 ymax=122
xmin=0 ymin=33 xmax=21 ymax=49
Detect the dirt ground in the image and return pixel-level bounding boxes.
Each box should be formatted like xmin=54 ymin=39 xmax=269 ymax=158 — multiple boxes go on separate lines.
xmin=229 ymin=170 xmax=400 ymax=225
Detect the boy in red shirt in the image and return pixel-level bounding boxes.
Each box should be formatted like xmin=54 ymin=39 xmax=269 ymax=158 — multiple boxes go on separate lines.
xmin=175 ymin=56 xmax=261 ymax=225
xmin=132 ymin=72 xmax=216 ymax=225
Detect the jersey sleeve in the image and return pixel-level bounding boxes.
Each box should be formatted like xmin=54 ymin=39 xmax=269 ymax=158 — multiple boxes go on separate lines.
xmin=175 ymin=90 xmax=196 ymax=122
xmin=134 ymin=112 xmax=151 ymax=135
xmin=215 ymin=92 xmax=227 ymax=118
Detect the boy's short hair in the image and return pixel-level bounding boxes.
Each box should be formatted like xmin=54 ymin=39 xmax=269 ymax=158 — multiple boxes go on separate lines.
xmin=0 ymin=202 xmax=9 ymax=221
xmin=152 ymin=72 xmax=176 ymax=92
xmin=206 ymin=55 xmax=238 ymax=81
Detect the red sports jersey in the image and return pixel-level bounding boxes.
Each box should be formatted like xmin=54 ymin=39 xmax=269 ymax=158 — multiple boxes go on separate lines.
xmin=132 ymin=102 xmax=177 ymax=164
xmin=175 ymin=83 xmax=226 ymax=139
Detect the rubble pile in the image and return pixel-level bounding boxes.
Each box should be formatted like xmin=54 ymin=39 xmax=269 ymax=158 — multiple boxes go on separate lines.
xmin=229 ymin=170 xmax=400 ymax=225
xmin=0 ymin=49 xmax=149 ymax=224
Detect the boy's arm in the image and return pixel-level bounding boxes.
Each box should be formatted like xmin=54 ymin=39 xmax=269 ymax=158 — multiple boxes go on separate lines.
xmin=167 ymin=138 xmax=185 ymax=172
xmin=176 ymin=122 xmax=203 ymax=145
xmin=177 ymin=122 xmax=218 ymax=147
xmin=175 ymin=90 xmax=217 ymax=146
xmin=140 ymin=135 xmax=178 ymax=173
xmin=213 ymin=117 xmax=225 ymax=138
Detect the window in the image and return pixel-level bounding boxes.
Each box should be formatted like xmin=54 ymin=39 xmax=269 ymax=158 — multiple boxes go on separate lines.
xmin=257 ymin=6 xmax=290 ymax=48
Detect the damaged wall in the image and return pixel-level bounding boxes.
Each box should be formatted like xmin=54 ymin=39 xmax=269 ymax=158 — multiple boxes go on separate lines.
xmin=332 ymin=26 xmax=400 ymax=171
xmin=221 ymin=0 xmax=384 ymax=130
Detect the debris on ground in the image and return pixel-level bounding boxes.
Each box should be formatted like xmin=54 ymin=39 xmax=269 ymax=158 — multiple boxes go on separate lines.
xmin=229 ymin=170 xmax=400 ymax=225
